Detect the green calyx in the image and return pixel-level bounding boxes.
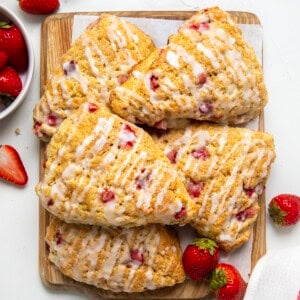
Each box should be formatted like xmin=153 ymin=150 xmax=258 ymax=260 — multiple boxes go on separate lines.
xmin=210 ymin=268 xmax=227 ymax=291
xmin=269 ymin=203 xmax=287 ymax=225
xmin=193 ymin=237 xmax=218 ymax=255
xmin=0 ymin=21 xmax=12 ymax=29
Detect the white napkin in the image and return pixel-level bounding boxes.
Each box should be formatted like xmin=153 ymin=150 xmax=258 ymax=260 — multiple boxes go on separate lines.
xmin=244 ymin=246 xmax=300 ymax=300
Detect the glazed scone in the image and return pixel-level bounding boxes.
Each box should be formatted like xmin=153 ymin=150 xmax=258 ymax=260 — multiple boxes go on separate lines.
xmin=152 ymin=123 xmax=275 ymax=251
xmin=36 ymin=102 xmax=196 ymax=227
xmin=110 ymin=7 xmax=267 ymax=129
xmin=46 ymin=216 xmax=185 ymax=292
xmin=33 ymin=13 xmax=155 ymax=141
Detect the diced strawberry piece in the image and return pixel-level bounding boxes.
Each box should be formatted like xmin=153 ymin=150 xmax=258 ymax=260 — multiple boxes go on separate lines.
xmin=124 ymin=124 xmax=135 ymax=134
xmin=47 ymin=114 xmax=58 ymax=126
xmin=154 ymin=120 xmax=167 ymax=130
xmin=189 ymin=22 xmax=210 ymax=33
xmin=63 ymin=60 xmax=76 ymax=75
xmin=236 ymin=206 xmax=256 ymax=221
xmin=120 ymin=124 xmax=136 ymax=149
xmin=47 ymin=199 xmax=54 ymax=206
xmin=199 ymin=101 xmax=214 ymax=114
xmin=55 ymin=231 xmax=63 ymax=245
xmin=175 ymin=206 xmax=187 ymax=219
xmin=191 ymin=147 xmax=210 ymax=160
xmin=136 ymin=168 xmax=152 ymax=189
xmin=150 ymin=74 xmax=159 ymax=91
xmin=189 ymin=23 xmax=200 ymax=30
xmin=0 ymin=144 xmax=28 ymax=186
xmin=130 ymin=249 xmax=144 ymax=265
xmin=244 ymin=187 xmax=254 ymax=197
xmin=33 ymin=122 xmax=42 ymax=136
xmin=118 ymin=74 xmax=128 ymax=85
xmin=88 ymin=102 xmax=98 ymax=112
xmin=166 ymin=148 xmax=178 ymax=164
xmin=198 ymin=72 xmax=207 ymax=85
xmin=186 ymin=181 xmax=204 ymax=198
xmin=100 ymin=189 xmax=115 ymax=203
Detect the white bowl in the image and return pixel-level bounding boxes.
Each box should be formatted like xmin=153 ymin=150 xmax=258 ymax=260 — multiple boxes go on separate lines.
xmin=0 ymin=4 xmax=34 ymax=120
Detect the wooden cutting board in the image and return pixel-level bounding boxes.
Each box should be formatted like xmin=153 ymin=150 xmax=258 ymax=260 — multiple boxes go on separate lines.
xmin=39 ymin=11 xmax=265 ymax=299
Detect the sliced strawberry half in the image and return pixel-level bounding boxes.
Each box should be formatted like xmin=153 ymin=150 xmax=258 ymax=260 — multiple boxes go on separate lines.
xmin=0 ymin=145 xmax=28 ymax=186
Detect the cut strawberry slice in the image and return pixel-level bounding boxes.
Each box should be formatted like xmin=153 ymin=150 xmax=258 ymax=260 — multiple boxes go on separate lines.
xmin=0 ymin=145 xmax=28 ymax=186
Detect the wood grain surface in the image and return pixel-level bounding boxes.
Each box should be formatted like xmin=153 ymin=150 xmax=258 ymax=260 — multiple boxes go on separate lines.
xmin=39 ymin=11 xmax=264 ymax=299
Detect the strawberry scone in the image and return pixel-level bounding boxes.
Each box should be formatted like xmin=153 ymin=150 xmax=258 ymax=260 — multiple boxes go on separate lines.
xmin=46 ymin=216 xmax=185 ymax=292
xmin=110 ymin=7 xmax=267 ymax=129
xmin=36 ymin=103 xmax=196 ymax=227
xmin=33 ymin=14 xmax=155 ymax=141
xmin=153 ymin=123 xmax=276 ymax=251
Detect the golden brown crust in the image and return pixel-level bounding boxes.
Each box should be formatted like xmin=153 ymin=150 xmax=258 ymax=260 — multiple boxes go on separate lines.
xmin=109 ymin=7 xmax=267 ymax=128
xmin=36 ymin=103 xmax=197 ymax=227
xmin=152 ymin=123 xmax=276 ymax=251
xmin=33 ymin=13 xmax=155 ymax=142
xmin=46 ymin=216 xmax=185 ymax=292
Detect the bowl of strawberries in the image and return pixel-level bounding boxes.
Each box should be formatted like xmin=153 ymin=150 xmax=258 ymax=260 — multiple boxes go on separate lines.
xmin=0 ymin=4 xmax=34 ymax=119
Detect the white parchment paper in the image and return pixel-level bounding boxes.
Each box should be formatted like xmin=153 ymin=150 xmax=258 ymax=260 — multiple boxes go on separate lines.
xmin=72 ymin=15 xmax=264 ymax=281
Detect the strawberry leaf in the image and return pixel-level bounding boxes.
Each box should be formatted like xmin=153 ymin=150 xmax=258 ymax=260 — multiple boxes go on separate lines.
xmin=210 ymin=268 xmax=227 ymax=291
xmin=193 ymin=237 xmax=218 ymax=256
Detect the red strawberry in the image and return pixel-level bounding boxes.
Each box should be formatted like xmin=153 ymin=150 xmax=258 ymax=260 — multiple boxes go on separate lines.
xmin=0 ymin=50 xmax=8 ymax=69
xmin=0 ymin=66 xmax=22 ymax=99
xmin=0 ymin=145 xmax=28 ymax=186
xmin=0 ymin=22 xmax=28 ymax=72
xmin=19 ymin=0 xmax=60 ymax=15
xmin=268 ymin=194 xmax=300 ymax=226
xmin=182 ymin=238 xmax=219 ymax=281
xmin=210 ymin=263 xmax=247 ymax=300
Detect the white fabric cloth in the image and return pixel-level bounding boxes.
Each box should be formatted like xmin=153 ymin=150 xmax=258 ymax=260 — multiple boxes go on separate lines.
xmin=244 ymin=246 xmax=300 ymax=300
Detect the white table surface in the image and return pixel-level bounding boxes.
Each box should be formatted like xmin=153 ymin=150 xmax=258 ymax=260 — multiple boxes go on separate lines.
xmin=0 ymin=0 xmax=299 ymax=299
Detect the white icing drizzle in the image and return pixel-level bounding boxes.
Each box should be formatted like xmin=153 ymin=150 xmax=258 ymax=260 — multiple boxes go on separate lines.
xmin=166 ymin=51 xmax=180 ymax=69
xmin=102 ymin=237 xmax=123 ymax=280
xmin=196 ymin=42 xmax=220 ymax=69
xmin=62 ymin=61 xmax=89 ymax=94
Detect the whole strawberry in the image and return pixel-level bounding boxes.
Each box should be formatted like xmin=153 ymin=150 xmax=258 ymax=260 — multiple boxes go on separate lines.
xmin=0 ymin=66 xmax=22 ymax=99
xmin=0 ymin=22 xmax=28 ymax=72
xmin=268 ymin=194 xmax=300 ymax=226
xmin=182 ymin=238 xmax=219 ymax=281
xmin=19 ymin=0 xmax=60 ymax=15
xmin=210 ymin=263 xmax=247 ymax=300
xmin=0 ymin=50 xmax=8 ymax=69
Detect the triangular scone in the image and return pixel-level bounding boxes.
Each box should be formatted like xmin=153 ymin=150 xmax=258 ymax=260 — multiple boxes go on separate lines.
xmin=46 ymin=216 xmax=185 ymax=293
xmin=33 ymin=14 xmax=155 ymax=141
xmin=36 ymin=103 xmax=196 ymax=227
xmin=152 ymin=123 xmax=275 ymax=251
xmin=110 ymin=7 xmax=267 ymax=129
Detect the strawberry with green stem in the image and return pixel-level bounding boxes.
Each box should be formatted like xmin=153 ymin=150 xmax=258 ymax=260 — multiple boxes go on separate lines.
xmin=210 ymin=263 xmax=247 ymax=300
xmin=268 ymin=194 xmax=300 ymax=226
xmin=182 ymin=237 xmax=219 ymax=281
